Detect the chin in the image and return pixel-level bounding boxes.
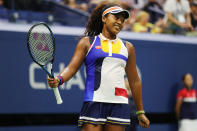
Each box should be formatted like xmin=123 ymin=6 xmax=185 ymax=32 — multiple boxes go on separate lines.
xmin=112 ymin=29 xmax=120 ymax=35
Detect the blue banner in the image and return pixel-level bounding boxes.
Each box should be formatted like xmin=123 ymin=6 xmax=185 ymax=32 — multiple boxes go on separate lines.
xmin=0 ymin=29 xmax=197 ymax=114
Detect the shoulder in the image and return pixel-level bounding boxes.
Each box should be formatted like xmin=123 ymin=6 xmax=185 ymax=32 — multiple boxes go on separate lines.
xmin=182 ymin=0 xmax=189 ymax=5
xmin=165 ymin=0 xmax=174 ymax=5
xmin=177 ymin=88 xmax=186 ymax=99
xmin=178 ymin=88 xmax=187 ymax=95
xmin=125 ymin=41 xmax=135 ymax=55
xmin=78 ymin=37 xmax=90 ymax=45
xmin=192 ymin=89 xmax=197 ymax=93
xmin=77 ymin=36 xmax=91 ymax=50
xmin=164 ymin=0 xmax=174 ymax=11
xmin=182 ymin=0 xmax=190 ymax=11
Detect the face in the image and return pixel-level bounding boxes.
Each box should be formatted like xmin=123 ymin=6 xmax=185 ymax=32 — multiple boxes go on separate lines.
xmin=188 ymin=0 xmax=193 ymax=4
xmin=140 ymin=15 xmax=149 ymax=25
xmin=183 ymin=74 xmax=193 ymax=88
xmin=102 ymin=13 xmax=125 ymax=35
xmin=191 ymin=6 xmax=197 ymax=14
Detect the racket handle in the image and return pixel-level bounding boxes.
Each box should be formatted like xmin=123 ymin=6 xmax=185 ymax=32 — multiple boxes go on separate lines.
xmin=53 ymin=87 xmax=63 ymax=104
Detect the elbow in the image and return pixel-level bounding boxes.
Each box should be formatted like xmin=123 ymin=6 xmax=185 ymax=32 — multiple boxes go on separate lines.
xmin=131 ymin=78 xmax=142 ymax=89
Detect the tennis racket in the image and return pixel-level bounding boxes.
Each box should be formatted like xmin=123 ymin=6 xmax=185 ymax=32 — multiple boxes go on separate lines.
xmin=27 ymin=22 xmax=63 ymax=104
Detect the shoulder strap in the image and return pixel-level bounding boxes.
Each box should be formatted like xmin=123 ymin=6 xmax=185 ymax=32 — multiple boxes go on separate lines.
xmin=89 ymin=36 xmax=95 ymax=45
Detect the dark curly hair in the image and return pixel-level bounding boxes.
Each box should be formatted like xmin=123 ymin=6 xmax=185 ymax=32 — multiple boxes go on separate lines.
xmin=84 ymin=2 xmax=120 ymax=37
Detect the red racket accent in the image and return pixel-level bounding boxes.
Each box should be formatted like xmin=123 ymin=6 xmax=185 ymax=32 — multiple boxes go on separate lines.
xmin=41 ymin=34 xmax=46 ymax=40
xmin=33 ymin=32 xmax=38 ymax=40
xmin=36 ymin=42 xmax=43 ymax=50
xmin=43 ymin=45 xmax=50 ymax=51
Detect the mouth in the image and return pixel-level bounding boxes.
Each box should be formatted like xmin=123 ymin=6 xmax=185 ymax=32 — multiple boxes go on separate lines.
xmin=114 ymin=25 xmax=121 ymax=31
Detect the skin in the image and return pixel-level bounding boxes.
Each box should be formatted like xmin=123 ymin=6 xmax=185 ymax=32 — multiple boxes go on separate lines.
xmin=191 ymin=5 xmax=197 ymax=23
xmin=139 ymin=14 xmax=149 ymax=26
xmin=0 ymin=0 xmax=3 ymax=5
xmin=167 ymin=12 xmax=193 ymax=29
xmin=175 ymin=73 xmax=193 ymax=119
xmin=136 ymin=13 xmax=150 ymax=32
xmin=48 ymin=12 xmax=150 ymax=131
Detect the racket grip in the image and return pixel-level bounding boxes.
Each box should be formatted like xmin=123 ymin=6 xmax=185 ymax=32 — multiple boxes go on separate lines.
xmin=53 ymin=87 xmax=63 ymax=104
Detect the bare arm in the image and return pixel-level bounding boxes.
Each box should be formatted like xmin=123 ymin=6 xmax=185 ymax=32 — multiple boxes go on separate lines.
xmin=125 ymin=42 xmax=150 ymax=128
xmin=48 ymin=37 xmax=90 ymax=87
xmin=167 ymin=12 xmax=193 ymax=29
xmin=186 ymin=13 xmax=191 ymax=25
xmin=175 ymin=99 xmax=183 ymax=119
xmin=125 ymin=42 xmax=143 ymax=111
xmin=59 ymin=37 xmax=90 ymax=82
xmin=185 ymin=13 xmax=194 ymax=30
xmin=167 ymin=12 xmax=182 ymax=27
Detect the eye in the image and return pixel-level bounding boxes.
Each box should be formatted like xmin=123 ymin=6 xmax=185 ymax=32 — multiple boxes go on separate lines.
xmin=112 ymin=14 xmax=118 ymax=18
xmin=114 ymin=15 xmax=119 ymax=20
xmin=115 ymin=14 xmax=125 ymax=22
xmin=119 ymin=17 xmax=125 ymax=23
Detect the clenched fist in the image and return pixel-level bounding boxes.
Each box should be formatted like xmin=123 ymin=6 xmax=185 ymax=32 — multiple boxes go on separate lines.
xmin=138 ymin=114 xmax=150 ymax=128
xmin=47 ymin=77 xmax=60 ymax=88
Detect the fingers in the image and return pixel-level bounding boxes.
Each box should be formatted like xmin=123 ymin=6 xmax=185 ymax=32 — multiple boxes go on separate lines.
xmin=47 ymin=78 xmax=58 ymax=88
xmin=138 ymin=114 xmax=150 ymax=128
xmin=139 ymin=119 xmax=150 ymax=128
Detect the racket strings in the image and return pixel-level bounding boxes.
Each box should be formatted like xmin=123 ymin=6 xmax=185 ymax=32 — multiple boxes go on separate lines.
xmin=28 ymin=25 xmax=54 ymax=65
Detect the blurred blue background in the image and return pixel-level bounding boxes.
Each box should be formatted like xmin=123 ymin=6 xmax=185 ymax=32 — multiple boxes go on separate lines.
xmin=0 ymin=25 xmax=197 ymax=130
xmin=0 ymin=0 xmax=197 ymax=131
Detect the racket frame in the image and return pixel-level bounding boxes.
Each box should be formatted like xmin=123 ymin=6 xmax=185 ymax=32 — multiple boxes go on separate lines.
xmin=27 ymin=22 xmax=63 ymax=104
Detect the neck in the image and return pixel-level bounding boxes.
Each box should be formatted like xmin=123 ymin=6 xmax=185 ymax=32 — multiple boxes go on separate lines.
xmin=102 ymin=26 xmax=116 ymax=40
xmin=185 ymin=86 xmax=192 ymax=90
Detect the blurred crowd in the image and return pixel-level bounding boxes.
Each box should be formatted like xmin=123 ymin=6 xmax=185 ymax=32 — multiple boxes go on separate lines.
xmin=61 ymin=0 xmax=197 ymax=36
xmin=0 ymin=0 xmax=197 ymax=36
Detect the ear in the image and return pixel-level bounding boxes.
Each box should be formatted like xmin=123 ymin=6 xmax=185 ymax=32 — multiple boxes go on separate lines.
xmin=102 ymin=15 xmax=107 ymax=24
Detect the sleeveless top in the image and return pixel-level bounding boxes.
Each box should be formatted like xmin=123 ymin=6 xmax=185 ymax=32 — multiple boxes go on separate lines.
xmin=177 ymin=87 xmax=197 ymax=119
xmin=84 ymin=33 xmax=129 ymax=104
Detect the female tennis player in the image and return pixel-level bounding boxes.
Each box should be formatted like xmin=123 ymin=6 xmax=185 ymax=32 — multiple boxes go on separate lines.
xmin=48 ymin=2 xmax=150 ymax=131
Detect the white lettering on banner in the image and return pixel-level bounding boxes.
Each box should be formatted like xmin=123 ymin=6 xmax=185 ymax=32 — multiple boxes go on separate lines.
xmin=29 ymin=62 xmax=85 ymax=90
xmin=29 ymin=63 xmax=46 ymax=89
xmin=29 ymin=62 xmax=142 ymax=90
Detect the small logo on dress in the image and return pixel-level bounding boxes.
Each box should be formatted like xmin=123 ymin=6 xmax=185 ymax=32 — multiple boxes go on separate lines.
xmin=95 ymin=46 xmax=101 ymax=49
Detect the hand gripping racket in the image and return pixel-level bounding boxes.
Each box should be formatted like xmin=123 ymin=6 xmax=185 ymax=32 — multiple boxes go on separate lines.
xmin=27 ymin=22 xmax=63 ymax=104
